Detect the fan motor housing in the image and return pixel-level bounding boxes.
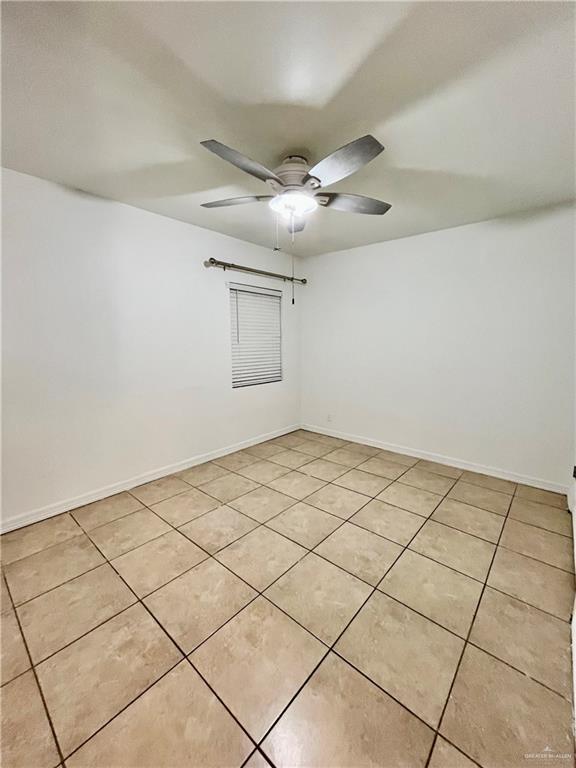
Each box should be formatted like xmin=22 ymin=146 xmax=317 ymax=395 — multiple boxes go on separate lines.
xmin=270 ymin=155 xmax=320 ymax=194
xmin=275 ymin=155 xmax=308 ymax=185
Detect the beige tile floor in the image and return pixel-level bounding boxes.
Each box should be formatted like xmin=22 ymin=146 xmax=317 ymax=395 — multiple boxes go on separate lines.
xmin=1 ymin=429 xmax=574 ymax=767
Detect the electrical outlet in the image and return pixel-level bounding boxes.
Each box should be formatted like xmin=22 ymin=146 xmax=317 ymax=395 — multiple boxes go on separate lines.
xmin=327 ymin=414 xmax=333 ymax=424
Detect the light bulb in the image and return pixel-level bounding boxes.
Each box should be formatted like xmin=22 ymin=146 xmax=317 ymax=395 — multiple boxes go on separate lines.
xmin=269 ymin=192 xmax=318 ymax=219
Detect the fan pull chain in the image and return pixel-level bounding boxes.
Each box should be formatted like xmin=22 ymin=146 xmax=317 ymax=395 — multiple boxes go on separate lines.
xmin=273 ymin=212 xmax=281 ymax=252
xmin=276 ymin=213 xmax=279 ymax=250
xmin=291 ymin=254 xmax=295 ymax=305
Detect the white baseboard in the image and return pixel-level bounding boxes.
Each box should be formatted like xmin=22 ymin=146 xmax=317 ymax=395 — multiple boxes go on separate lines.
xmin=2 ymin=421 xmax=570 ymax=534
xmin=0 ymin=424 xmax=299 ymax=534
xmin=301 ymin=423 xmax=570 ymax=495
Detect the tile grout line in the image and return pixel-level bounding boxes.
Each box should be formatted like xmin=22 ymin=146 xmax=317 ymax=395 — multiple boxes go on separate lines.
xmin=1 ymin=529 xmax=87 ymax=569
xmin=254 ymin=470 xmax=444 ymax=757
xmin=241 ymin=747 xmax=275 ymax=768
xmin=155 ymin=459 xmax=573 ymax=557
xmin=4 ymin=437 xmax=564 ymax=568
xmin=372 ymin=560 xmax=573 ymax=701
xmin=423 ymin=491 xmax=515 ymax=768
xmin=165 ymin=484 xmax=387 ymax=766
xmin=164 ymin=462 xmax=503 ymax=576
xmin=485 ymin=582 xmax=572 ymax=624
xmin=377 ymin=589 xmax=475 ymax=645
xmin=5 ymin=449 xmax=570 ymax=662
xmin=11 ymin=589 xmax=140 ymax=669
xmin=195 ymin=476 xmax=395 ymax=652
xmin=4 ymin=461 xmax=571 ymax=647
xmin=3 ymin=576 xmax=67 ymax=767
xmin=8 ymin=482 xmax=377 ymax=687
xmin=2 ymin=431 xmax=572 ymax=767
xmin=329 ymin=649 xmax=486 ymax=768
xmin=77 ymin=470 xmax=309 ymax=556
xmin=58 ymin=533 xmax=262 ymax=766
xmin=0 ymin=433 xmax=562 ymax=548
xmin=134 ymin=481 xmax=381 ymax=654
xmin=2 ymin=431 xmax=567 ymax=547
xmin=6 ymin=502 xmax=568 ymax=760
xmin=63 ymin=653 xmax=194 ymax=764
xmin=9 ymin=560 xmax=110 ymax=610
xmin=8 ymin=484 xmax=570 ymax=701
xmin=464 ymin=638 xmax=573 ymax=703
xmin=505 ymin=515 xmax=573 ymax=540
xmin=497 ymin=540 xmax=575 ymax=576
xmin=34 ymin=451 xmax=380 ymax=764
xmin=100 ymin=478 xmax=574 ymax=603
xmin=413 ymin=514 xmax=501 ymax=545
xmin=69 ymin=503 xmax=146 ymax=534
xmin=7 ymin=516 xmax=249 ymax=620
xmin=238 ymin=453 xmax=571 ymax=764
xmin=60 ymin=462 xmax=393 ymax=761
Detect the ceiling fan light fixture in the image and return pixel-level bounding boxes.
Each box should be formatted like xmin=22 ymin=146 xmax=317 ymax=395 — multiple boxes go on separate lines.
xmin=269 ymin=191 xmax=318 ymax=219
xmin=200 ymin=136 xmax=390 ymax=227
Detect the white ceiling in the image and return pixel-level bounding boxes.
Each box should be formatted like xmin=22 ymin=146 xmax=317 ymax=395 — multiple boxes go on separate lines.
xmin=2 ymin=1 xmax=575 ymax=257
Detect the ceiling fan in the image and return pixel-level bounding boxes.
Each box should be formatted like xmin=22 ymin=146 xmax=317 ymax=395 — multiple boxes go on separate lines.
xmin=200 ymin=135 xmax=391 ymax=233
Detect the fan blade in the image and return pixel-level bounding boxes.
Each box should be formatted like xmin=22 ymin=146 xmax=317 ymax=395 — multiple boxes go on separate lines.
xmin=201 ymin=196 xmax=272 ymax=208
xmin=287 ymin=216 xmax=306 ymax=233
xmin=306 ymin=135 xmax=384 ymax=187
xmin=319 ymin=193 xmax=391 ymax=215
xmin=201 ymin=140 xmax=283 ymax=184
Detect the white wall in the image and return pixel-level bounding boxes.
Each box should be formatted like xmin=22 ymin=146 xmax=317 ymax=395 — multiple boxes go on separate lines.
xmin=3 ymin=170 xmax=574 ymax=532
xmin=2 ymin=169 xmax=301 ymax=531
xmin=301 ymin=206 xmax=575 ymax=491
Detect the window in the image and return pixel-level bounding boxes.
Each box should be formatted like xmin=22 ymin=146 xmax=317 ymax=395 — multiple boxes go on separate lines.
xmin=229 ymin=283 xmax=282 ymax=388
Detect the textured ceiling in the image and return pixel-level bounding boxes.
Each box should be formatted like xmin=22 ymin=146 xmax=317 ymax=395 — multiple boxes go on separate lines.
xmin=2 ymin=1 xmax=575 ymax=256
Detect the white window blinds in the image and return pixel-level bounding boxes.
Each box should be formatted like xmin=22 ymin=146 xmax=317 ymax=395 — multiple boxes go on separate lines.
xmin=229 ymin=284 xmax=282 ymax=388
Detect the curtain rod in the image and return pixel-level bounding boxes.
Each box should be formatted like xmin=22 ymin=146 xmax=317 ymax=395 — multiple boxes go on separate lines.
xmin=204 ymin=257 xmax=307 ymax=285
